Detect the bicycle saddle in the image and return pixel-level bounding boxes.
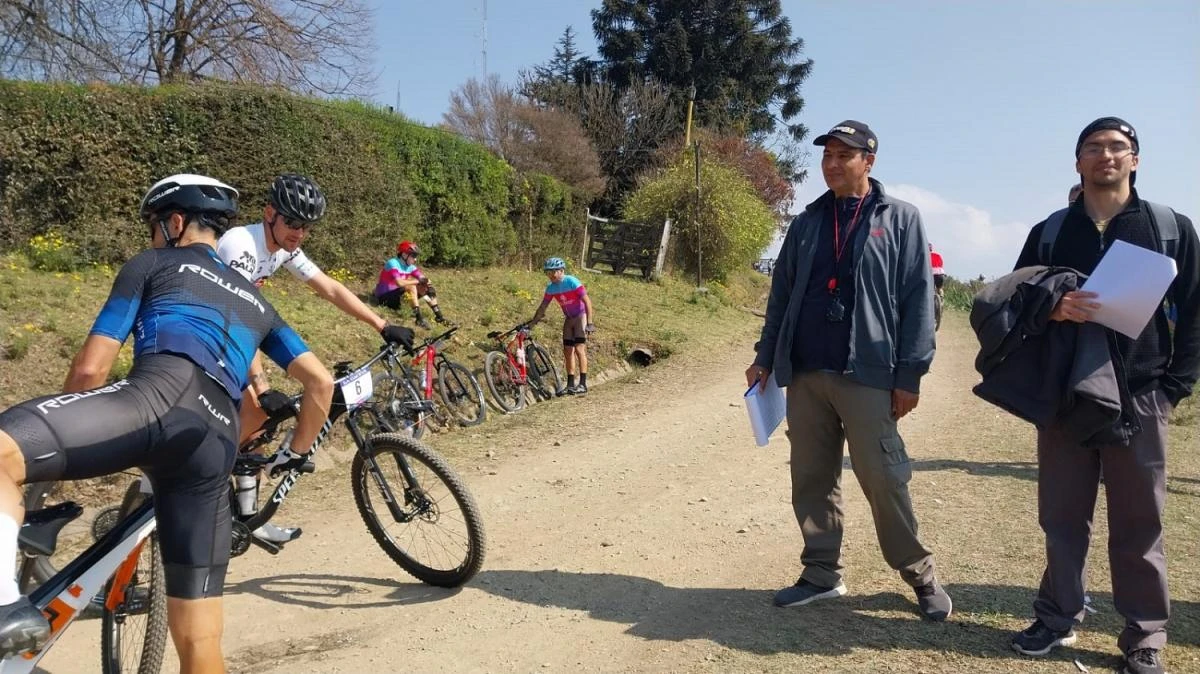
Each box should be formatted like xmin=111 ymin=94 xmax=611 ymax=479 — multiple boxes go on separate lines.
xmin=20 ymin=502 xmax=84 ymax=557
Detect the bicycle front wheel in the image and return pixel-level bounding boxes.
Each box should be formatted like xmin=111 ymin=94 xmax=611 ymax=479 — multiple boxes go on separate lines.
xmin=526 ymin=344 xmax=562 ymax=400
xmin=483 ymin=350 xmax=526 ymax=413
xmin=101 ymin=481 xmax=167 ymax=674
xmin=436 ymin=360 xmax=486 ymax=427
xmin=351 ymin=433 xmax=486 ymax=587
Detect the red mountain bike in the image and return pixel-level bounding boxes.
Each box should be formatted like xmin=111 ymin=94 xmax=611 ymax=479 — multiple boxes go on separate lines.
xmin=483 ymin=323 xmax=562 ymax=413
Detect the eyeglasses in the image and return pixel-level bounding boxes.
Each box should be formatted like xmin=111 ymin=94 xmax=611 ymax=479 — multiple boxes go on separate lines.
xmin=275 ymin=213 xmax=313 ymax=231
xmin=1079 ymin=141 xmax=1134 ymax=158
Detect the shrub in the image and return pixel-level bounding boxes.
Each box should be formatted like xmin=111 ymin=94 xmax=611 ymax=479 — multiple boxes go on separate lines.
xmin=624 ymin=152 xmax=775 ymax=282
xmin=26 ymin=230 xmax=82 ymax=272
xmin=0 ymin=80 xmax=578 ymax=270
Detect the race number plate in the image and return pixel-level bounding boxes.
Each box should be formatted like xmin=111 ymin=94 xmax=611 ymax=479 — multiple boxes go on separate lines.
xmin=340 ymin=368 xmax=373 ymax=409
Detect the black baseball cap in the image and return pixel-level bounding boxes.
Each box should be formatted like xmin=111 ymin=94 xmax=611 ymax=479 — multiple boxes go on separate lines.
xmin=813 ymin=120 xmax=878 ymax=153
xmin=1075 ymin=116 xmax=1139 ymax=185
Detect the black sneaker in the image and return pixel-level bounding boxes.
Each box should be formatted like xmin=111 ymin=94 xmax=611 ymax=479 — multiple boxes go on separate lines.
xmin=575 ymin=383 xmax=588 ymax=395
xmin=563 ymin=385 xmax=578 ymax=396
xmin=914 ymin=580 xmax=953 ymax=621
xmin=1010 ymin=619 xmax=1077 ymax=656
xmin=0 ymin=597 xmax=51 ymax=659
xmin=773 ymin=578 xmax=847 ymax=607
xmin=1123 ymin=648 xmax=1164 ymax=674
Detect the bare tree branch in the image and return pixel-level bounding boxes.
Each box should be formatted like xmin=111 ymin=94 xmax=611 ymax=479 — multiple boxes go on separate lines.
xmin=0 ymin=0 xmax=377 ymax=96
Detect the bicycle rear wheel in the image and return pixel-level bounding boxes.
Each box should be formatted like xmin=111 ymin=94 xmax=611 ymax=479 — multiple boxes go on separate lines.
xmin=373 ymin=371 xmax=426 ymax=439
xmin=436 ymin=360 xmax=486 ymax=426
xmin=351 ymin=433 xmax=486 ymax=587
xmin=526 ymin=344 xmax=562 ymax=400
xmin=483 ymin=350 xmax=526 ymax=413
xmin=101 ymin=481 xmax=168 ymax=674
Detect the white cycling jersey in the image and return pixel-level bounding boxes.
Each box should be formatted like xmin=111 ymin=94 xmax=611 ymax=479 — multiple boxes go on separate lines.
xmin=216 ymin=222 xmax=320 ymax=285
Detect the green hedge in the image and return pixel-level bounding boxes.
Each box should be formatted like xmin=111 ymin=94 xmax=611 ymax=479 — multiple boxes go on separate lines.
xmin=0 ymin=80 xmax=582 ymax=270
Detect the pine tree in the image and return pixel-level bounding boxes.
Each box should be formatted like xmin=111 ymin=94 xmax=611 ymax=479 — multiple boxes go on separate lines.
xmin=591 ymin=0 xmax=813 ymax=141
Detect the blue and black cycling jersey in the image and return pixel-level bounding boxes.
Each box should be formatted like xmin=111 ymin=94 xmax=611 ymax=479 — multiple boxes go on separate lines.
xmin=89 ymin=244 xmax=308 ymax=401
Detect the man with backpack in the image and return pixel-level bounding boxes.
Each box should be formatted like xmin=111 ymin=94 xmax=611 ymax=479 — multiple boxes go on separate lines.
xmin=1007 ymin=117 xmax=1199 ymax=674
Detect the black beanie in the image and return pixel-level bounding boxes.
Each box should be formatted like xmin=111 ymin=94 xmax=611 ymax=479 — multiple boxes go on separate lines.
xmin=1076 ymin=116 xmax=1139 ymax=185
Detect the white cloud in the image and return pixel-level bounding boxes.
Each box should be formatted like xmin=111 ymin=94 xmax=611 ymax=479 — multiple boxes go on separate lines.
xmin=888 ymin=184 xmax=1031 ymax=280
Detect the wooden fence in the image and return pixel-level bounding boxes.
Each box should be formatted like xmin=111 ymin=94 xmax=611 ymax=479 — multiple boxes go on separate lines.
xmin=580 ymin=211 xmax=670 ymax=281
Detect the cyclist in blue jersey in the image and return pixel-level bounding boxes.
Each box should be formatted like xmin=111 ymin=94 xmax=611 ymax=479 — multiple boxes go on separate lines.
xmin=0 ymin=174 xmax=347 ymax=671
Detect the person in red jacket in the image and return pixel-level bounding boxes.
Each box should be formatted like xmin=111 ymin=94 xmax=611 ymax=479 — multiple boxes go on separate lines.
xmin=929 ymin=244 xmax=945 ymax=295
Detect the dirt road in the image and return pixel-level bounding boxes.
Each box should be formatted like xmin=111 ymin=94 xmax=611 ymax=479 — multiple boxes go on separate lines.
xmin=30 ymin=316 xmax=1200 ymax=673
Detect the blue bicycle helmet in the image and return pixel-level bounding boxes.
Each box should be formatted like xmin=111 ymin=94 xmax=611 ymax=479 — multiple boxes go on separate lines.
xmin=543 ymin=257 xmax=566 ymax=271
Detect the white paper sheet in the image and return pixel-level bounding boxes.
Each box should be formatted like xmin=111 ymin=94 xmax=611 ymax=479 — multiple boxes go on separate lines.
xmin=744 ymin=381 xmax=787 ymax=447
xmin=1081 ymin=239 xmax=1177 ymax=338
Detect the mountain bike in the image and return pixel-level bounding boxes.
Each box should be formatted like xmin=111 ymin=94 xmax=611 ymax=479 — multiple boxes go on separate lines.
xmin=374 ymin=327 xmax=485 ymax=434
xmin=6 ymin=480 xmax=165 ymax=673
xmin=483 ymin=323 xmax=562 ymax=413
xmin=232 ymin=340 xmax=487 ymax=587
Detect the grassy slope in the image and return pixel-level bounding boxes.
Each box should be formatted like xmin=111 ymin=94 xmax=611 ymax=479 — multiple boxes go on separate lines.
xmin=0 ymin=253 xmax=769 ymax=406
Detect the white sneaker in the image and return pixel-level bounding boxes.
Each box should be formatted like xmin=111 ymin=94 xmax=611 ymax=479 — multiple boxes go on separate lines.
xmin=252 ymin=523 xmax=301 ymax=544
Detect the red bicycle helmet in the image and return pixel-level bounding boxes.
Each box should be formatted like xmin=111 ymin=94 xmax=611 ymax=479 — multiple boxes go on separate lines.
xmin=397 ymin=241 xmax=419 ymax=257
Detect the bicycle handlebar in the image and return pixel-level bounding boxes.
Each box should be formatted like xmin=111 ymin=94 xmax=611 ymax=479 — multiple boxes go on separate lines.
xmin=488 ymin=323 xmax=531 ymax=341
xmin=412 ymin=326 xmax=458 ymax=352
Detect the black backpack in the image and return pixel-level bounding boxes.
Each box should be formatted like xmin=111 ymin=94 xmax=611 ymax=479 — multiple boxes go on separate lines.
xmin=1037 ymin=201 xmax=1180 ymax=263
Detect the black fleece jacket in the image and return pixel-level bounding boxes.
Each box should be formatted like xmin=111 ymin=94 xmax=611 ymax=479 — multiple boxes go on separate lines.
xmin=1013 ymin=190 xmax=1200 ymax=406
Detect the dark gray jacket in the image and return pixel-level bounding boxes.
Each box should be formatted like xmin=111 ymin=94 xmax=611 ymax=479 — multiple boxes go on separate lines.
xmin=754 ymin=178 xmax=935 ymax=392
xmin=970 ymin=266 xmax=1135 ymax=446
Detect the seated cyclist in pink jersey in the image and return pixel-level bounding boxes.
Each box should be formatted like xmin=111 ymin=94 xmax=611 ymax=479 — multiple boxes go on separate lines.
xmin=528 ymin=257 xmax=595 ymax=395
xmin=373 ymin=240 xmax=451 ymax=330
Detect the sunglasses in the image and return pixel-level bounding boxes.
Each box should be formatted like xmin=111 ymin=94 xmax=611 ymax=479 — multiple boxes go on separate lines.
xmin=275 ymin=213 xmax=313 ymax=231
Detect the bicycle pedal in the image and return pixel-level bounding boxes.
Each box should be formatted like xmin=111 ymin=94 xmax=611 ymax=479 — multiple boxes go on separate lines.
xmin=249 ymin=536 xmax=283 ymax=555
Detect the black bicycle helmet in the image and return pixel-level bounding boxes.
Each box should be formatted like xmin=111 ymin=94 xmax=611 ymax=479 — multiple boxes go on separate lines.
xmin=269 ymin=173 xmax=326 ymax=223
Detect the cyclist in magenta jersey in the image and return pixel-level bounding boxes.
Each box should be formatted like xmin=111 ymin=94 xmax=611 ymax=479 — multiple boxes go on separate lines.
xmin=0 ymin=175 xmax=334 ymax=669
xmin=528 ymin=257 xmax=595 ymax=395
xmin=373 ymin=240 xmax=452 ymax=329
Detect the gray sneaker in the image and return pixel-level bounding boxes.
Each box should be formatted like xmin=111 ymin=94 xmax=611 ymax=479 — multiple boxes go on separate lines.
xmin=253 ymin=523 xmax=302 ymax=544
xmin=914 ymin=580 xmax=953 ymax=621
xmin=1123 ymin=648 xmax=1164 ymax=674
xmin=1011 ymin=619 xmax=1077 ymax=656
xmin=773 ymin=578 xmax=847 ymax=607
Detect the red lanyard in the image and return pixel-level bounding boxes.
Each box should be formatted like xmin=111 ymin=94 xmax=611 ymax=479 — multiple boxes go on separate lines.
xmin=828 ymin=190 xmax=869 ymax=293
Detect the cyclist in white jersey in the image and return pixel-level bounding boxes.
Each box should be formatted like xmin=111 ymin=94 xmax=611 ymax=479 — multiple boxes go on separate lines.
xmin=217 ymin=173 xmax=412 ymax=545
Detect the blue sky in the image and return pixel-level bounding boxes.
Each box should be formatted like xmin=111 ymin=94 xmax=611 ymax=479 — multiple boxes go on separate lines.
xmin=370 ymin=1 xmax=1199 ymax=279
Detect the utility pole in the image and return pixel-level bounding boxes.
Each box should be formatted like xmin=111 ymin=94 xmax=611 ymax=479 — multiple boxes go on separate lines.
xmin=481 ymin=0 xmax=489 ymax=78
xmin=684 ymin=83 xmax=696 ymax=146
xmin=694 ymin=140 xmax=702 ymax=289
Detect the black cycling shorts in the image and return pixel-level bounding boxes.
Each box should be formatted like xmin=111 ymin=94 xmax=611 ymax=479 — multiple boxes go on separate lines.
xmin=562 ymin=314 xmax=587 ymax=346
xmin=933 ymin=274 xmax=945 ymax=290
xmin=0 ymin=354 xmax=239 ymax=599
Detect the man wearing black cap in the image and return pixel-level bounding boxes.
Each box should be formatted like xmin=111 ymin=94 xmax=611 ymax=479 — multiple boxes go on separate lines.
xmin=746 ymin=120 xmax=949 ymax=621
xmin=1009 ymin=117 xmax=1199 ymax=674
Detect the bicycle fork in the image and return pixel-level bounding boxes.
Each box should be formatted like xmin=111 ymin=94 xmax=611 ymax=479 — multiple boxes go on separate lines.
xmin=346 ymin=417 xmax=425 ymax=524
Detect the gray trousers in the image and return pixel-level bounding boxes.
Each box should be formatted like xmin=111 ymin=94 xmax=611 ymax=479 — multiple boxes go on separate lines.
xmin=1034 ymin=388 xmax=1172 ymax=652
xmin=786 ymin=371 xmax=936 ymax=588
